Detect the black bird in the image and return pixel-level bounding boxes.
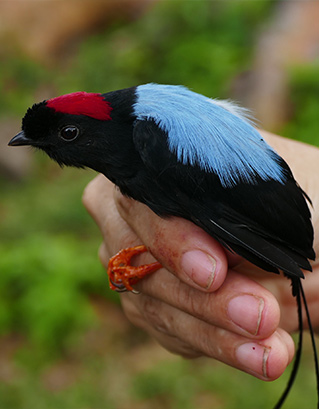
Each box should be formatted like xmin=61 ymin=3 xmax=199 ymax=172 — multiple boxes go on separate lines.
xmin=9 ymin=83 xmax=318 ymax=408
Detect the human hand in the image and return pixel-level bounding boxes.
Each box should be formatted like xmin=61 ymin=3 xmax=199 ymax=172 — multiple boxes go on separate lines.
xmin=82 ymin=131 xmax=319 ymax=381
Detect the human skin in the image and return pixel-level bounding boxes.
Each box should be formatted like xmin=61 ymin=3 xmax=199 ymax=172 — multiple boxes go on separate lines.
xmin=82 ymin=130 xmax=319 ymax=381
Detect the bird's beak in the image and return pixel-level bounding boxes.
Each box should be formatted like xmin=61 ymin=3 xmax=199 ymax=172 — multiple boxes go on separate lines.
xmin=8 ymin=131 xmax=32 ymax=147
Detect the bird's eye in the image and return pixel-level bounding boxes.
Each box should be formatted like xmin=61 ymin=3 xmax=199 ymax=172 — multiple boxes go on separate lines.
xmin=59 ymin=125 xmax=79 ymax=141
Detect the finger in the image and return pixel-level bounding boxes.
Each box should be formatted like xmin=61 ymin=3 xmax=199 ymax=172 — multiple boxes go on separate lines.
xmin=114 ymin=191 xmax=228 ymax=292
xmin=100 ymin=239 xmax=280 ymax=340
xmin=129 ymin=265 xmax=280 ymax=340
xmin=121 ymin=292 xmax=293 ymax=380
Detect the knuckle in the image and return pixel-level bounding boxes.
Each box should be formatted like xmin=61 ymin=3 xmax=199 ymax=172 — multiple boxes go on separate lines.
xmin=175 ymin=343 xmax=203 ymax=359
xmin=120 ymin=295 xmax=148 ymax=330
xmin=98 ymin=243 xmax=110 ymax=267
xmin=141 ymin=297 xmax=174 ymax=335
xmin=82 ymin=180 xmax=95 ymax=209
xmin=174 ymin=282 xmax=214 ymax=322
xmin=156 ymin=335 xmax=200 ymax=358
xmin=82 ymin=175 xmax=104 ymax=213
xmin=198 ymin=326 xmax=227 ymax=360
xmin=82 ymin=175 xmax=113 ymax=212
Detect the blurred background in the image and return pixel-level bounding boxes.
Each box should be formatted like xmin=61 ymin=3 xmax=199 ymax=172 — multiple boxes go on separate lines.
xmin=0 ymin=1 xmax=318 ymax=408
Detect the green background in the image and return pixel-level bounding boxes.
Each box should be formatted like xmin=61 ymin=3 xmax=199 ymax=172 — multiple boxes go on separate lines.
xmin=0 ymin=1 xmax=318 ymax=408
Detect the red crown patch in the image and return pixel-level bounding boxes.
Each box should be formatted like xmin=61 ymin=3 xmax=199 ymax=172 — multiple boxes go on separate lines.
xmin=47 ymin=92 xmax=112 ymax=121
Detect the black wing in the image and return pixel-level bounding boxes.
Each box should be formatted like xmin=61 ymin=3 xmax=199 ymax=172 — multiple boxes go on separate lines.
xmin=130 ymin=119 xmax=315 ymax=278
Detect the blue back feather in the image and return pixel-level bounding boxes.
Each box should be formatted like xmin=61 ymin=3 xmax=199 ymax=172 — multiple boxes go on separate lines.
xmin=133 ymin=84 xmax=286 ymax=188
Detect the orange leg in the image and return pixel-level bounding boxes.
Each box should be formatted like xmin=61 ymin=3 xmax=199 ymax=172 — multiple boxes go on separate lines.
xmin=107 ymin=245 xmax=162 ymax=292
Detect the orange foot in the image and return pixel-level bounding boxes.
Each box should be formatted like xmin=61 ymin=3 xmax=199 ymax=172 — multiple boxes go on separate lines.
xmin=107 ymin=245 xmax=162 ymax=292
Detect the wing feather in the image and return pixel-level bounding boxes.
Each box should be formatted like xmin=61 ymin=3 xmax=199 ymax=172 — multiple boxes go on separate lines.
xmin=132 ymin=118 xmax=314 ymax=279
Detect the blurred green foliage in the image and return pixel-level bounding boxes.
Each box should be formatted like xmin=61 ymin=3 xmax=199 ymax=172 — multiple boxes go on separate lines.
xmin=0 ymin=0 xmax=274 ymax=115
xmin=0 ymin=235 xmax=98 ymax=349
xmin=281 ymin=63 xmax=319 ymax=145
xmin=132 ymin=355 xmax=317 ymax=409
xmin=61 ymin=0 xmax=273 ymax=96
xmin=0 ymin=55 xmax=48 ymax=115
xmin=0 ymin=0 xmax=318 ymax=408
xmin=0 ymin=348 xmax=317 ymax=409
xmin=1 ymin=168 xmax=119 ymax=355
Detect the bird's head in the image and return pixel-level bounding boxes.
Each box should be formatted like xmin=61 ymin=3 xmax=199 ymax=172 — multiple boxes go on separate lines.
xmin=8 ymin=92 xmax=116 ymax=171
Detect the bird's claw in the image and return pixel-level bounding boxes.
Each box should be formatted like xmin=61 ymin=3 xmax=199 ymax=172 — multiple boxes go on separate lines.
xmin=107 ymin=245 xmax=162 ymax=292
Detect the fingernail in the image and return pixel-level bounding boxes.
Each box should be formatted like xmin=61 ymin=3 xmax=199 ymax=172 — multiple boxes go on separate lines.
xmin=181 ymin=250 xmax=216 ymax=289
xmin=236 ymin=342 xmax=271 ymax=378
xmin=228 ymin=295 xmax=264 ymax=335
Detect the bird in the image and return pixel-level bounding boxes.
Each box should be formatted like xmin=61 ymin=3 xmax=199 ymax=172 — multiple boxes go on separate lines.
xmin=8 ymin=83 xmax=318 ymax=408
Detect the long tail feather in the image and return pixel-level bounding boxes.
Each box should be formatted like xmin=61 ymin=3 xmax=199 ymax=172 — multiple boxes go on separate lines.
xmin=300 ymin=282 xmax=319 ymax=408
xmin=273 ymin=278 xmax=303 ymax=409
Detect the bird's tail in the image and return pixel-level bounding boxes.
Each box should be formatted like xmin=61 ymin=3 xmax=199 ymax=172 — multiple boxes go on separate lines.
xmin=273 ymin=277 xmax=319 ymax=409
